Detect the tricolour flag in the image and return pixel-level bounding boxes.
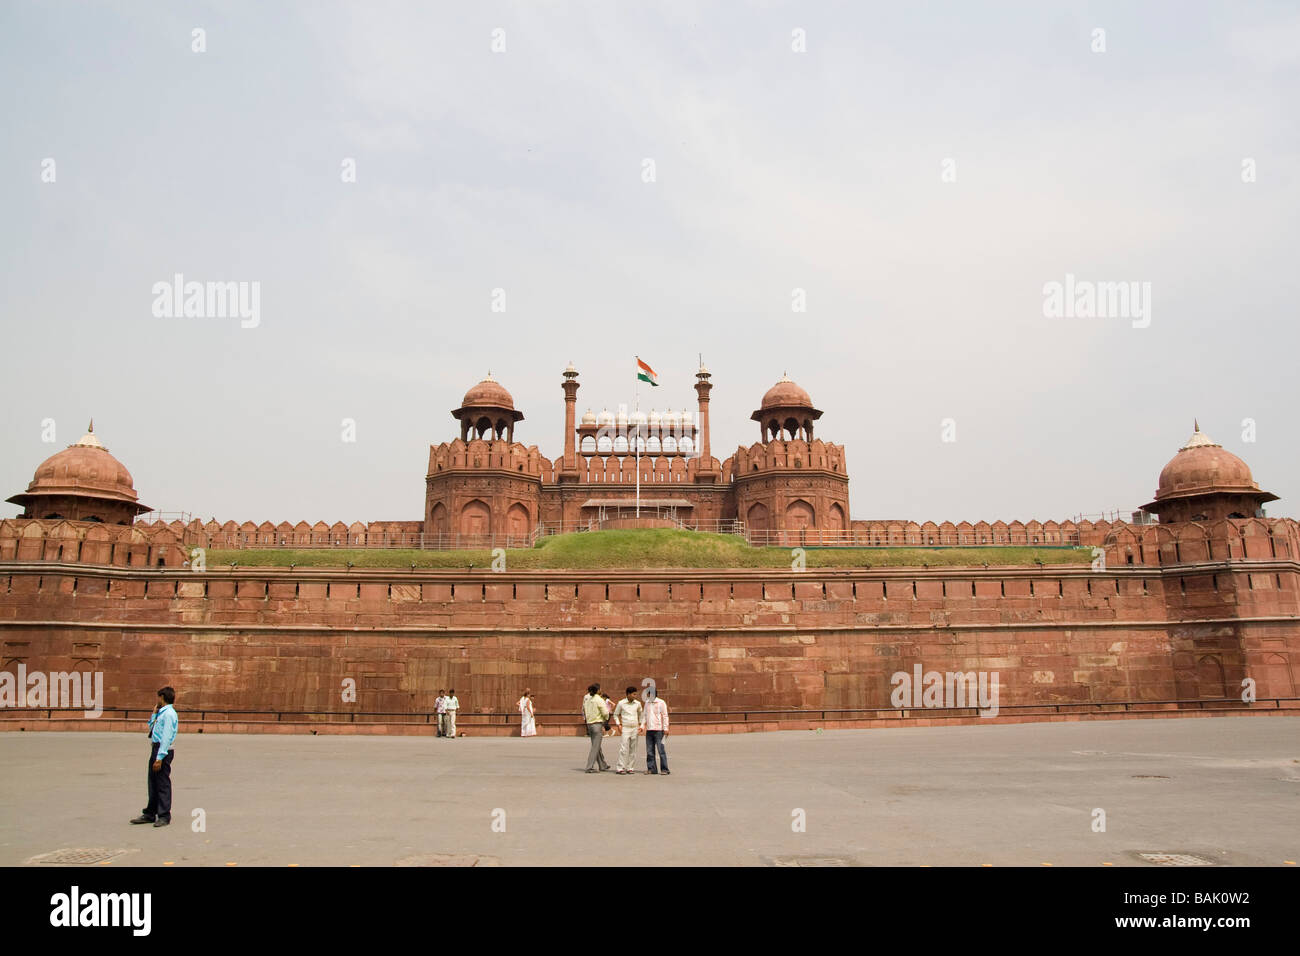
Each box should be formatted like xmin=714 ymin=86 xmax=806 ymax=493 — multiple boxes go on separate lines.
xmin=636 ymin=356 xmax=659 ymax=386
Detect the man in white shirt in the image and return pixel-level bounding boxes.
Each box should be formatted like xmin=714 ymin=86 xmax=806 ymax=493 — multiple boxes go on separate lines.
xmin=443 ymin=688 xmax=460 ymax=739
xmin=612 ymin=686 xmax=644 ymax=774
xmin=435 ymin=689 xmax=447 ymax=737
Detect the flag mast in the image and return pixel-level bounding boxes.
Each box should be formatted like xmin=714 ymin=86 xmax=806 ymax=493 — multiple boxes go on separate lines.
xmin=634 ymin=356 xmax=641 ymax=518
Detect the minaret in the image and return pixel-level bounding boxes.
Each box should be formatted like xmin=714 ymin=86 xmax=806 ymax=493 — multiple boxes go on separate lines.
xmin=561 ymin=361 xmax=580 ymax=480
xmin=694 ymin=362 xmax=716 ymax=481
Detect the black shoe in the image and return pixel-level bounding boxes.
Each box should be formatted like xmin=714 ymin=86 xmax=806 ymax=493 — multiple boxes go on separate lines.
xmin=586 ymin=768 xmax=598 ymax=773
xmin=661 ymin=769 xmax=671 ymax=775
xmin=130 ymin=815 xmax=155 ymax=825
xmin=153 ymin=817 xmax=171 ymax=827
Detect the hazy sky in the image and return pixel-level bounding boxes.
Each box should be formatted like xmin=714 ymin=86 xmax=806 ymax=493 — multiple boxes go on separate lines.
xmin=2 ymin=1 xmax=1296 ymax=524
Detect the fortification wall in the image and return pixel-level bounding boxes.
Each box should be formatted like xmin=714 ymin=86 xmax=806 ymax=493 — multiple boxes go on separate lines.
xmin=3 ymin=515 xmax=1295 ymax=569
xmin=1 ymin=559 xmax=1296 ymax=723
xmin=847 ymin=516 xmax=1300 ymax=560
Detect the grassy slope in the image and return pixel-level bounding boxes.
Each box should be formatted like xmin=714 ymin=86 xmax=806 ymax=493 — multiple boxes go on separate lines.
xmin=205 ymin=528 xmax=1092 ymax=570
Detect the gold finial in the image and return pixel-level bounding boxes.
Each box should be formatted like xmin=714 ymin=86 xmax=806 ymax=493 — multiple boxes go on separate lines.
xmin=88 ymin=418 xmax=94 ymax=433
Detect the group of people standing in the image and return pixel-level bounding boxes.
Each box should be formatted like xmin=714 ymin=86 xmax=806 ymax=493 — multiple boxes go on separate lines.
xmin=434 ymin=689 xmax=460 ymax=738
xmin=437 ymin=686 xmax=671 ymax=774
xmin=582 ymin=683 xmax=670 ymax=775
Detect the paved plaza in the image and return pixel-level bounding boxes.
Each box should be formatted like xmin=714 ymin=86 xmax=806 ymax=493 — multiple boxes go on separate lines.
xmin=1 ymin=717 xmax=1297 ymax=867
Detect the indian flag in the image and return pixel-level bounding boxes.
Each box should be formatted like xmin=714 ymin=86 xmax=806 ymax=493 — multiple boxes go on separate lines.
xmin=636 ymin=356 xmax=659 ymax=386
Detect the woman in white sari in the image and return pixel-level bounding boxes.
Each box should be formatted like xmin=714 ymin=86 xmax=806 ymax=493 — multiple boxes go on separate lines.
xmin=519 ymin=689 xmax=537 ymax=737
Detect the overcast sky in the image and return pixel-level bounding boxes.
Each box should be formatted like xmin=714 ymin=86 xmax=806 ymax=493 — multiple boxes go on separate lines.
xmin=2 ymin=1 xmax=1296 ymax=525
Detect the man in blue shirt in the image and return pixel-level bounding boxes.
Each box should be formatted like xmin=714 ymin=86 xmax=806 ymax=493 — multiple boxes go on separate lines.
xmin=131 ymin=686 xmax=178 ymax=828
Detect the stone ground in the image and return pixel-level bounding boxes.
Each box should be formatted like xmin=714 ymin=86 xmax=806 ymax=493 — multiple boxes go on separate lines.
xmin=2 ymin=717 xmax=1297 ymax=867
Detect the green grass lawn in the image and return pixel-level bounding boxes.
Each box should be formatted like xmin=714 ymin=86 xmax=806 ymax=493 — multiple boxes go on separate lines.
xmin=204 ymin=528 xmax=1092 ymax=570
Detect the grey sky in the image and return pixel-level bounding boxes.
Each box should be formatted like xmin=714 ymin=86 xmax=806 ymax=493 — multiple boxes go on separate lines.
xmin=2 ymin=1 xmax=1296 ymax=524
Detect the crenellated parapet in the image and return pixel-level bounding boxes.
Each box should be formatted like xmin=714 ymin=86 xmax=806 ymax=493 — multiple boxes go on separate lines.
xmin=1101 ymin=516 xmax=1299 ymax=568
xmin=849 ymin=518 xmax=1103 ymax=547
xmin=844 ymin=516 xmax=1300 ymax=568
xmin=550 ymin=452 xmax=719 ymax=486
xmin=427 ymin=438 xmax=549 ymax=480
xmin=0 ymin=517 xmax=188 ymax=566
xmin=724 ymin=438 xmax=847 ymax=479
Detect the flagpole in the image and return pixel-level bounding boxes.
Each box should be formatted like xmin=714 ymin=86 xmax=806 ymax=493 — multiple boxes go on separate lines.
xmin=634 ymin=356 xmax=640 ymax=518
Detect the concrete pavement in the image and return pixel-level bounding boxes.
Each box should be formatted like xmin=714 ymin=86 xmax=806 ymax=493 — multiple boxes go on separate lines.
xmin=2 ymin=717 xmax=1297 ymax=866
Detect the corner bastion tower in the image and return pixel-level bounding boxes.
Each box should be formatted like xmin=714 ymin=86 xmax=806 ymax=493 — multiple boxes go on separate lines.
xmin=422 ymin=364 xmax=850 ymax=545
xmin=733 ymin=374 xmax=849 ymax=537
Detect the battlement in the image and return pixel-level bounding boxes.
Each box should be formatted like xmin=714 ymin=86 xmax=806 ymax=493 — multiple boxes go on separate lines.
xmin=847 ymin=516 xmax=1300 ymax=567
xmin=427 ymin=438 xmax=550 ymax=480
xmin=551 ymin=453 xmax=719 ymax=485
xmin=724 ymin=438 xmax=847 ymax=479
xmin=0 ymin=518 xmax=188 ymax=567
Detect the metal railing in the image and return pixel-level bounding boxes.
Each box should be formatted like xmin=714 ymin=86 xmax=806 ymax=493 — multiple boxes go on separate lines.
xmin=136 ymin=511 xmax=195 ymax=525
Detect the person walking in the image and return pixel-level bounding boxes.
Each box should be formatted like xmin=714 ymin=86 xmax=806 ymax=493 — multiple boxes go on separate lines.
xmin=130 ymin=685 xmax=178 ymax=827
xmin=612 ymin=686 xmax=644 ymax=775
xmin=519 ymin=688 xmax=537 ymax=737
xmin=444 ymin=688 xmax=460 ymax=738
xmin=435 ymin=689 xmax=446 ymax=737
xmin=583 ymin=683 xmax=610 ymax=773
xmin=644 ymin=692 xmax=670 ymax=775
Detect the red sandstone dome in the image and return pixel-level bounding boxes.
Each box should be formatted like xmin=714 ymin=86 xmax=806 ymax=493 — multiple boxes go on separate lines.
xmin=1141 ymin=423 xmax=1277 ymax=522
xmin=461 ymin=375 xmax=515 ymax=410
xmin=6 ymin=422 xmax=149 ymax=522
xmin=451 ymin=374 xmax=525 ymax=441
xmin=1154 ymin=425 xmax=1269 ymax=500
xmin=750 ymin=374 xmax=823 ymax=441
xmin=759 ymin=374 xmax=814 ymax=410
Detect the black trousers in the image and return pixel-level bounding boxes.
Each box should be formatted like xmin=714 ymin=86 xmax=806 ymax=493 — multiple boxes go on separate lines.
xmin=143 ymin=741 xmax=174 ymax=819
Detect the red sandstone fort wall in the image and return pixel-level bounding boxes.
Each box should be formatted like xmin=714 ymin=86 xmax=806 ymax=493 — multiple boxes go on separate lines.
xmin=1 ymin=560 xmax=1296 ymax=721
xmin=7 ymin=513 xmax=1295 ymax=562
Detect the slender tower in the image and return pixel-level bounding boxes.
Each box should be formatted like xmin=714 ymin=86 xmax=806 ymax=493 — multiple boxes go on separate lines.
xmin=694 ymin=362 xmax=716 ymax=482
xmin=560 ymin=362 xmax=580 ymax=481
